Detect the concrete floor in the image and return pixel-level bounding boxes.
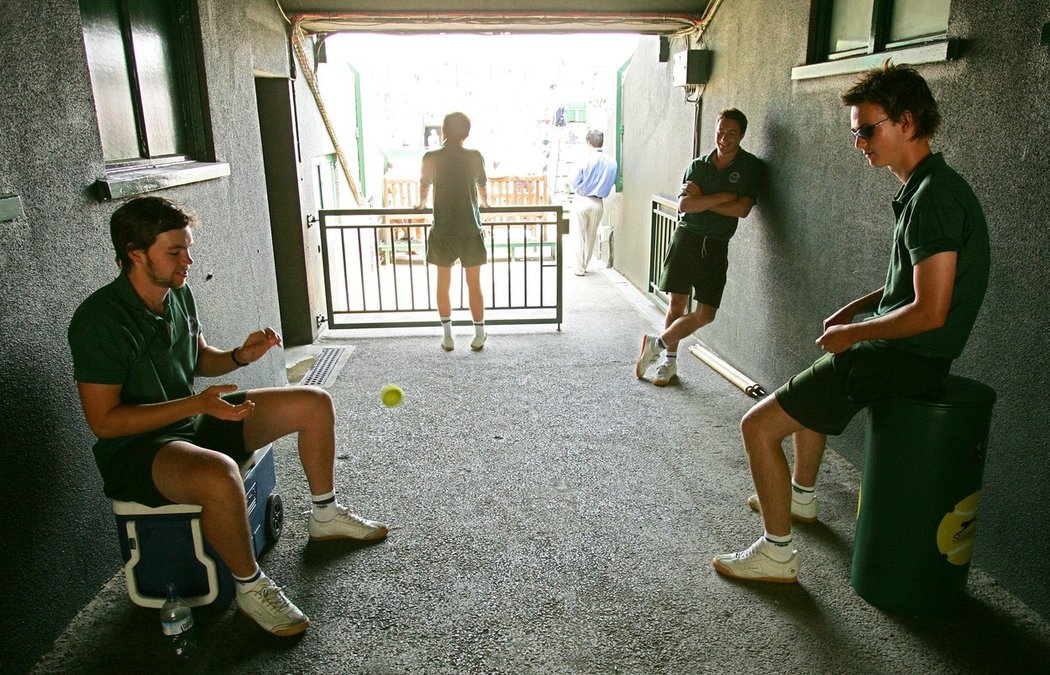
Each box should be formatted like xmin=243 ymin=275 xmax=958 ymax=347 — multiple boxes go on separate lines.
xmin=34 ymin=267 xmax=1050 ymax=674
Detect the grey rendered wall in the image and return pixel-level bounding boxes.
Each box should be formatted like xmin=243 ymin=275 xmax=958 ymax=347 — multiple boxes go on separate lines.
xmin=616 ymin=3 xmax=1050 ymax=618
xmin=0 ymin=1 xmax=296 ymax=671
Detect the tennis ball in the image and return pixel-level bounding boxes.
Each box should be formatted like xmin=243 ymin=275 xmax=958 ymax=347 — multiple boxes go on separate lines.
xmin=380 ymin=384 xmax=403 ymax=408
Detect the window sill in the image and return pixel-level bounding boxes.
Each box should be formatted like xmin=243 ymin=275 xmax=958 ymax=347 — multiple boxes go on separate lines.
xmin=0 ymin=194 xmax=25 ymax=222
xmin=791 ymin=39 xmax=958 ymax=81
xmin=94 ymin=161 xmax=231 ymax=201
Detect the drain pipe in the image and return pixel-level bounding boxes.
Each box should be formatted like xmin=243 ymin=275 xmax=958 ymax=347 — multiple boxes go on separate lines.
xmin=688 ymin=343 xmax=766 ymax=398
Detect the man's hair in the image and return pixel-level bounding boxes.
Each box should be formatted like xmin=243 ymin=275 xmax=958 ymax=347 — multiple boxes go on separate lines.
xmin=839 ymin=63 xmax=941 ymax=140
xmin=717 ymin=108 xmax=748 ymax=136
xmin=443 ymin=112 xmax=471 ymax=142
xmin=585 ymin=130 xmax=604 ymax=148
xmin=110 ymin=196 xmax=197 ymax=272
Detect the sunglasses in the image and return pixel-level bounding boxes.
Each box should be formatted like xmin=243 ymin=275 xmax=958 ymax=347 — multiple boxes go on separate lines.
xmin=851 ymin=118 xmax=890 ymax=140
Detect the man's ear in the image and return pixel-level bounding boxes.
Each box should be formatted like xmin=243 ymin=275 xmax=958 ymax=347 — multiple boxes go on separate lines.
xmin=898 ymin=110 xmax=917 ymax=141
xmin=126 ymin=244 xmax=146 ymax=266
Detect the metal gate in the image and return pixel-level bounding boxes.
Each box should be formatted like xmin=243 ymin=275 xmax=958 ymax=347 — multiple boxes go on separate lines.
xmin=318 ymin=206 xmax=567 ymax=330
xmin=647 ymin=195 xmax=680 ymax=311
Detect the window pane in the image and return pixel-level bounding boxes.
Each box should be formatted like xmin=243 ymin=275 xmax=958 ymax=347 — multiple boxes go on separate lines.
xmin=828 ymin=0 xmax=874 ymax=54
xmin=127 ymin=0 xmax=187 ymax=157
xmin=890 ymin=0 xmax=950 ymax=42
xmin=80 ymin=0 xmax=141 ymax=162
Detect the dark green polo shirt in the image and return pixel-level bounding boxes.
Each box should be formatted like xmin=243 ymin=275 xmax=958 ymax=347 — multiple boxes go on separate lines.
xmin=68 ymin=274 xmax=200 ymax=467
xmin=421 ymin=144 xmax=487 ymax=236
xmin=874 ymin=153 xmax=990 ymax=359
xmin=679 ymin=148 xmax=762 ymax=240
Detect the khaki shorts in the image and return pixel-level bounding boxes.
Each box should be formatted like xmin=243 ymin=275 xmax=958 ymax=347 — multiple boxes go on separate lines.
xmin=776 ymin=341 xmax=951 ymax=436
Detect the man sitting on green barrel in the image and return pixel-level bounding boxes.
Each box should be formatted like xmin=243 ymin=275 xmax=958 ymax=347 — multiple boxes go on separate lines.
xmin=713 ymin=63 xmax=990 ymax=583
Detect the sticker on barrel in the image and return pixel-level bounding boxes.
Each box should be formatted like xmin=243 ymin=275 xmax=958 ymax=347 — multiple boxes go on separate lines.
xmin=937 ymin=490 xmax=981 ymax=565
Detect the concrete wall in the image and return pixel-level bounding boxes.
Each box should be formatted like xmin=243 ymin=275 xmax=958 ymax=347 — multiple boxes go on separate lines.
xmin=0 ymin=1 xmax=308 ymax=671
xmin=615 ymin=2 xmax=1050 ymax=618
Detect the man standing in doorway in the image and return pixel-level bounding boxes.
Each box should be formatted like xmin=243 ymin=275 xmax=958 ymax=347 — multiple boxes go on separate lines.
xmin=68 ymin=197 xmax=390 ymax=636
xmin=571 ymin=129 xmax=619 ymax=276
xmin=419 ymin=112 xmax=490 ymax=351
xmin=712 ymin=64 xmax=989 ymax=583
xmin=635 ymin=108 xmax=761 ymax=386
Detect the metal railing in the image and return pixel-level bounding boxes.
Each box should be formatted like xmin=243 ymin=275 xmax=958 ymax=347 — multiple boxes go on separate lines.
xmin=648 ymin=195 xmax=680 ymax=311
xmin=318 ymin=206 xmax=566 ymax=329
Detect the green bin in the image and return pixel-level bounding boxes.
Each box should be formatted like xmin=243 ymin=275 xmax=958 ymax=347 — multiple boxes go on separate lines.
xmin=851 ymin=374 xmax=995 ymax=613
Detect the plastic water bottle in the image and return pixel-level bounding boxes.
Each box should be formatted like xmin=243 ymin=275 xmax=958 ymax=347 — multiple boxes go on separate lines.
xmin=160 ymin=583 xmax=197 ymax=658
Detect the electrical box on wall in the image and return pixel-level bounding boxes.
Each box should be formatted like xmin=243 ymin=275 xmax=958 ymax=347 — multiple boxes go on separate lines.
xmin=673 ymin=49 xmax=712 ymax=87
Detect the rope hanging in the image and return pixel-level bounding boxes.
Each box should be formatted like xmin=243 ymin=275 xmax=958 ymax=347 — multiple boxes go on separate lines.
xmin=291 ymin=17 xmax=363 ymax=205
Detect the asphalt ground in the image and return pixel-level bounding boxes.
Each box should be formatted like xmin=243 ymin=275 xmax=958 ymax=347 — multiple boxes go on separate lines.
xmin=34 ymin=266 xmax=1050 ymax=674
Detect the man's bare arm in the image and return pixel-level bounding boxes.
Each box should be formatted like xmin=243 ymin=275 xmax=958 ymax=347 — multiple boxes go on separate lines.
xmin=710 ymin=196 xmax=755 ymax=218
xmin=677 ymin=181 xmax=735 ymax=213
xmin=76 ymin=382 xmax=252 ymax=439
xmin=195 ymin=328 xmax=281 ymax=377
xmin=817 ymin=251 xmax=957 ymax=353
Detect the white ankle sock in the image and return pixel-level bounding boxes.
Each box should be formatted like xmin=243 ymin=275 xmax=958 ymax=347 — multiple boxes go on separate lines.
xmin=234 ymin=566 xmax=263 ymax=593
xmin=440 ymin=317 xmax=452 ymax=339
xmin=791 ymin=479 xmax=816 ymax=504
xmin=665 ymin=351 xmax=677 ymax=360
xmin=762 ymin=532 xmax=795 ymax=562
xmin=311 ymin=491 xmax=337 ymax=522
xmin=473 ymin=321 xmax=485 ymax=339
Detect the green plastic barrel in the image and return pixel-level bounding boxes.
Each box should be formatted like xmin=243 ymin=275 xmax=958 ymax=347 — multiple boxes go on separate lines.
xmin=851 ymin=375 xmax=996 ymax=613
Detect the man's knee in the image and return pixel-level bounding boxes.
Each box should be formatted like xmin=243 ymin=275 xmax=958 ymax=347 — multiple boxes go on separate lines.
xmin=741 ymin=399 xmax=783 ymax=450
xmin=298 ymin=386 xmax=335 ymax=424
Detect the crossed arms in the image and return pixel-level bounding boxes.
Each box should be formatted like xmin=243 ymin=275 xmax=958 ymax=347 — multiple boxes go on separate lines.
xmin=678 ymin=181 xmax=754 ymax=218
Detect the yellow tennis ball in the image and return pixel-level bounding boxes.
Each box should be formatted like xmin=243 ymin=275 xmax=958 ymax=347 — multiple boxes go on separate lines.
xmin=380 ymin=384 xmax=403 ymax=408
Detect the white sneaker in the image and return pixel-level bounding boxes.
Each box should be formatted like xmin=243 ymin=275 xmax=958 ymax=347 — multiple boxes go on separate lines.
xmin=236 ymin=577 xmax=310 ymax=636
xmin=746 ymin=492 xmax=819 ymax=523
xmin=712 ymin=537 xmax=798 ymax=583
xmin=652 ymin=359 xmax=678 ymax=386
xmin=470 ymin=334 xmax=486 ymax=351
xmin=441 ymin=336 xmax=455 ymax=351
xmin=634 ymin=334 xmax=662 ymax=379
xmin=309 ymin=505 xmax=390 ymax=542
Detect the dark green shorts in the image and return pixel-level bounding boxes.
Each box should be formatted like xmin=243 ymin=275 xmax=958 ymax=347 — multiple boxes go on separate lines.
xmin=99 ymin=392 xmax=251 ymax=507
xmin=775 ymin=341 xmax=951 ymax=436
xmin=657 ymin=228 xmax=730 ymax=308
xmin=426 ymin=228 xmax=488 ymax=267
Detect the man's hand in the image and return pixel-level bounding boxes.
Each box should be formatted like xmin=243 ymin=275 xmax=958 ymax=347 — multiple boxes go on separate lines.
xmin=236 ymin=328 xmax=282 ymax=366
xmin=679 ymin=181 xmax=701 ymax=198
xmin=195 ymin=384 xmax=254 ymax=420
xmin=816 ymin=324 xmax=856 ymax=354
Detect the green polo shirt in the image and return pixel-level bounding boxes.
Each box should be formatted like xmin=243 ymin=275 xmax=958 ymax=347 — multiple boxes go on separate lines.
xmin=68 ymin=274 xmax=200 ymax=467
xmin=679 ymin=148 xmax=762 ymax=240
xmin=421 ymin=144 xmax=487 ymax=236
xmin=873 ymin=153 xmax=990 ymax=359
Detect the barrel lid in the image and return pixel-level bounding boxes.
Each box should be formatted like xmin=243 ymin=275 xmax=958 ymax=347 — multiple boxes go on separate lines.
xmin=904 ymin=374 xmax=997 ymax=408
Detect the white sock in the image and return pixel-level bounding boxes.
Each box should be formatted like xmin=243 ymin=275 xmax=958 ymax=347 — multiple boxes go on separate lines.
xmin=234 ymin=566 xmax=263 ymax=593
xmin=311 ymin=491 xmax=337 ymax=522
xmin=473 ymin=321 xmax=485 ymax=339
xmin=440 ymin=317 xmax=452 ymax=339
xmin=762 ymin=532 xmax=795 ymax=562
xmin=665 ymin=351 xmax=677 ymax=360
xmin=791 ymin=479 xmax=816 ymax=504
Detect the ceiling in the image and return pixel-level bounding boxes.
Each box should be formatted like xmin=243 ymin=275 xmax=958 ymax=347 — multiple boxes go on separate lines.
xmin=276 ymin=1 xmax=714 ymax=35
